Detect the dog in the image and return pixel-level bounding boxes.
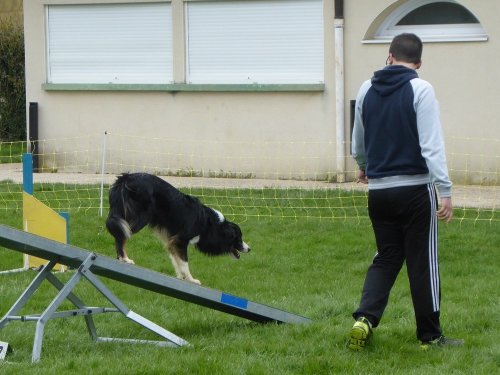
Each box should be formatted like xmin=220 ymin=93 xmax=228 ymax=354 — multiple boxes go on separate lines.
xmin=105 ymin=173 xmax=250 ymax=284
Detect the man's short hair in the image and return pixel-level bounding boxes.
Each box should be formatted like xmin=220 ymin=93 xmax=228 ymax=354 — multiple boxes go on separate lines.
xmin=389 ymin=33 xmax=423 ymax=64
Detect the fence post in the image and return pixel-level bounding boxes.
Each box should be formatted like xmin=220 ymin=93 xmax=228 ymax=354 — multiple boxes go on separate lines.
xmin=99 ymin=131 xmax=108 ymax=217
xmin=22 ymin=153 xmax=33 ymax=195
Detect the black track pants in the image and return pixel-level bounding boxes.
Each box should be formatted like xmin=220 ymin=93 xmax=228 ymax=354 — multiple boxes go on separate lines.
xmin=353 ymin=184 xmax=442 ymax=342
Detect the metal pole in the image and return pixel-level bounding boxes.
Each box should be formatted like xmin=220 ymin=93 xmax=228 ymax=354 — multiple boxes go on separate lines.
xmin=99 ymin=131 xmax=108 ymax=217
xmin=334 ymin=0 xmax=346 ymax=183
xmin=28 ymin=103 xmax=39 ymax=172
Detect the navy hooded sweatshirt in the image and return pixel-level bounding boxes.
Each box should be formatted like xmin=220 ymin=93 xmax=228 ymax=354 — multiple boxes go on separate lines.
xmin=352 ymin=65 xmax=452 ymax=197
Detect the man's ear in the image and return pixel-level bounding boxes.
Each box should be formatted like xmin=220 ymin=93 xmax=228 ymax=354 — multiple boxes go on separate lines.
xmin=387 ymin=53 xmax=394 ymax=65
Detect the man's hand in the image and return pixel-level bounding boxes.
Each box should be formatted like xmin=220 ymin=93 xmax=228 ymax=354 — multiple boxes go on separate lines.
xmin=357 ymin=170 xmax=368 ymax=184
xmin=437 ymin=197 xmax=453 ymax=223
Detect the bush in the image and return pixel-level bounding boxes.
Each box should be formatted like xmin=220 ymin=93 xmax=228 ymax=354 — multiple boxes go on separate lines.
xmin=0 ymin=18 xmax=25 ymax=141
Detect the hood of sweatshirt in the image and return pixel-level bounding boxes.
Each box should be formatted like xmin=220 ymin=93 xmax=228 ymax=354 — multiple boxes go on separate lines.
xmin=370 ymin=65 xmax=419 ymax=96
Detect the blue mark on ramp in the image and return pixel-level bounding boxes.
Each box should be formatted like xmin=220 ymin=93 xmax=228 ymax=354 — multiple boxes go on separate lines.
xmin=220 ymin=293 xmax=248 ymax=309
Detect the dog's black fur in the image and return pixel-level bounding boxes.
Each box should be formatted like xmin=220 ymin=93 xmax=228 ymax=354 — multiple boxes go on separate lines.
xmin=105 ymin=173 xmax=250 ymax=284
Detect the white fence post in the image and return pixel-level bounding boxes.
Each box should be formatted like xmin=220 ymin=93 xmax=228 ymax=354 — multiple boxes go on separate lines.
xmin=99 ymin=131 xmax=108 ymax=217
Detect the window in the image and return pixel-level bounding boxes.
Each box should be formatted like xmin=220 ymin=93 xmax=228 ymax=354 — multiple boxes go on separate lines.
xmin=366 ymin=0 xmax=488 ymax=43
xmin=185 ymin=0 xmax=324 ymax=84
xmin=46 ymin=3 xmax=173 ymax=84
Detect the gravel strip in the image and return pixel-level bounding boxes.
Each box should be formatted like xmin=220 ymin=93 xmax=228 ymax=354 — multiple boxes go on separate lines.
xmin=1 ymin=164 xmax=498 ymax=209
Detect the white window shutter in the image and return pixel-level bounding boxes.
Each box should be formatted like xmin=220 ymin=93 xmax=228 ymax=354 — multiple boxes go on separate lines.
xmin=186 ymin=0 xmax=324 ymax=84
xmin=46 ymin=3 xmax=173 ymax=84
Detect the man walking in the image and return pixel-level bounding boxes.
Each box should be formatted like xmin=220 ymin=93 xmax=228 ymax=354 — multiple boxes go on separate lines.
xmin=349 ymin=33 xmax=463 ymax=350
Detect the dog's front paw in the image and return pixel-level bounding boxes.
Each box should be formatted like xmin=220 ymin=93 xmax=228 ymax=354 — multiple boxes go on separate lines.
xmin=180 ymin=275 xmax=201 ymax=285
xmin=190 ymin=278 xmax=201 ymax=285
xmin=118 ymin=256 xmax=135 ymax=265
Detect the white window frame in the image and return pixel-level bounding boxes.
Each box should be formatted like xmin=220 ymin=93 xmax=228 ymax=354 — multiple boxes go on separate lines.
xmin=45 ymin=2 xmax=173 ymax=84
xmin=185 ymin=0 xmax=324 ymax=84
xmin=365 ymin=0 xmax=488 ymax=43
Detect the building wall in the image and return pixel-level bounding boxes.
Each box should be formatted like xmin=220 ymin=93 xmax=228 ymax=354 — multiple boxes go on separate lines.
xmin=24 ymin=0 xmax=339 ymax=180
xmin=344 ymin=0 xmax=499 ymax=185
xmin=23 ymin=0 xmax=499 ymax=184
xmin=0 ymin=0 xmax=22 ymax=24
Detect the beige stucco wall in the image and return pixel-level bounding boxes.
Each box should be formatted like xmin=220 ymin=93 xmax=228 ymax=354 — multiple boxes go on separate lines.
xmin=24 ymin=0 xmax=338 ymax=180
xmin=23 ymin=0 xmax=499 ymax=184
xmin=0 ymin=0 xmax=22 ymax=24
xmin=344 ymin=0 xmax=499 ymax=185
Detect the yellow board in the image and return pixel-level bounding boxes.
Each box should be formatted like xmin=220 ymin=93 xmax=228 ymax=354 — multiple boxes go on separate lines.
xmin=22 ymin=192 xmax=67 ymax=271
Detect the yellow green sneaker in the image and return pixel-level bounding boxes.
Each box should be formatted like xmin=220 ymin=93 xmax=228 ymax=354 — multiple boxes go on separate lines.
xmin=420 ymin=335 xmax=464 ymax=350
xmin=349 ymin=317 xmax=372 ymax=351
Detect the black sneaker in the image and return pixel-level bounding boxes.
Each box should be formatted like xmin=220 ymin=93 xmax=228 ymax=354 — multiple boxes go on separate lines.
xmin=420 ymin=335 xmax=464 ymax=350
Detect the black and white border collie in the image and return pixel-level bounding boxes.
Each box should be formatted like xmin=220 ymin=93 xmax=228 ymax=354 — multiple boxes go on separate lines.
xmin=105 ymin=173 xmax=250 ymax=285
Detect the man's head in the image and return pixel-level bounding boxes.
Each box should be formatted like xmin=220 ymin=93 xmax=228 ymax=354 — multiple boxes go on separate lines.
xmin=387 ymin=33 xmax=423 ymax=68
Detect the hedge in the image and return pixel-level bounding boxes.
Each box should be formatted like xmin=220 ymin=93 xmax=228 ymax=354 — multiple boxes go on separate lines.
xmin=0 ymin=18 xmax=25 ymax=141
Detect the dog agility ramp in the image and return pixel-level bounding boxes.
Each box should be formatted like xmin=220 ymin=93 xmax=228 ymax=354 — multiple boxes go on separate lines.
xmin=0 ymin=224 xmax=311 ymax=362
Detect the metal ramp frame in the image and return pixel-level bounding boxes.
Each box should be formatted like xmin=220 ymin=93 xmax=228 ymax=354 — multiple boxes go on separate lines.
xmin=0 ymin=225 xmax=311 ymax=362
xmin=0 ymin=253 xmax=189 ymax=363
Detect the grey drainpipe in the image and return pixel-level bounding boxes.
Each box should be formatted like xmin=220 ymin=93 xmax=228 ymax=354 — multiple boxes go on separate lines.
xmin=334 ymin=0 xmax=345 ymax=182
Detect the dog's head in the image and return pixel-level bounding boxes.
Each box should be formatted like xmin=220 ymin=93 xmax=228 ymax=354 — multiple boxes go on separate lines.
xmin=220 ymin=221 xmax=251 ymax=259
xmin=198 ymin=208 xmax=251 ymax=258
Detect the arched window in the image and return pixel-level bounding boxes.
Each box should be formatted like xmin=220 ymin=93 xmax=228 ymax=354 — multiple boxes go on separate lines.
xmin=364 ymin=0 xmax=488 ymax=43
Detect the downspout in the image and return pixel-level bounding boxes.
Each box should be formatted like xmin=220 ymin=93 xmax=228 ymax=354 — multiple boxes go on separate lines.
xmin=334 ymin=0 xmax=345 ymax=182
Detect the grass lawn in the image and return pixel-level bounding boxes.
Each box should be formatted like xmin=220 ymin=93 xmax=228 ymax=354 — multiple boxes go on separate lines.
xmin=0 ymin=187 xmax=498 ymax=374
xmin=0 ymin=142 xmax=26 ymax=164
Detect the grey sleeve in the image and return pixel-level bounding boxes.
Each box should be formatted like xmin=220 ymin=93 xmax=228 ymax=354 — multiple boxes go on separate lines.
xmin=351 ymin=80 xmax=372 ymax=170
xmin=412 ymin=79 xmax=452 ymax=197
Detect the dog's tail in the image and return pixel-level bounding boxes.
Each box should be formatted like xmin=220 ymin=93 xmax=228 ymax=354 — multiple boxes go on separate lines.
xmin=108 ymin=173 xmax=132 ymax=215
xmin=106 ymin=174 xmax=132 ymax=244
xmin=106 ymin=173 xmax=151 ymax=238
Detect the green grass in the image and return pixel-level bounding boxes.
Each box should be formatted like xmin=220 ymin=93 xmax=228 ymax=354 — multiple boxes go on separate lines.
xmin=0 ymin=192 xmax=499 ymax=374
xmin=0 ymin=142 xmax=27 ymax=164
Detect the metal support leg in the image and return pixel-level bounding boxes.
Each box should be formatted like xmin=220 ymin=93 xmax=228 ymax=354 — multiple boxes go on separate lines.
xmin=81 ymin=260 xmax=190 ymax=347
xmin=32 ymin=260 xmax=86 ymax=362
xmin=0 ymin=261 xmax=56 ymax=329
xmin=45 ymin=272 xmax=98 ymax=341
xmin=1 ymin=253 xmax=189 ymax=363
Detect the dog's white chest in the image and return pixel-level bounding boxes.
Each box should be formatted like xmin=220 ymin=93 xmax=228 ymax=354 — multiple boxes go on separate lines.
xmin=189 ymin=235 xmax=200 ymax=245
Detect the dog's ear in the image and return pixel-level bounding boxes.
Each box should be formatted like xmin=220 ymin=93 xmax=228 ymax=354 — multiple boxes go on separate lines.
xmin=222 ymin=222 xmax=237 ymax=238
xmin=224 ymin=222 xmax=243 ymax=240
